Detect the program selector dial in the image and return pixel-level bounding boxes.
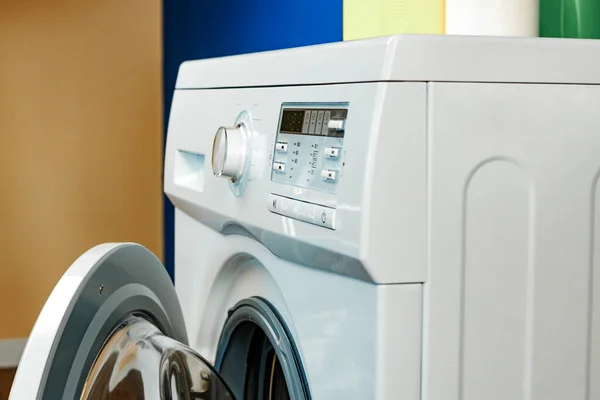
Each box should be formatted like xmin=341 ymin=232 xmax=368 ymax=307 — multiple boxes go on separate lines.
xmin=212 ymin=125 xmax=247 ymax=181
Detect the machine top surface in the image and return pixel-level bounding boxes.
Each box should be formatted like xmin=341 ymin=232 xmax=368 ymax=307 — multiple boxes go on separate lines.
xmin=175 ymin=34 xmax=600 ymax=89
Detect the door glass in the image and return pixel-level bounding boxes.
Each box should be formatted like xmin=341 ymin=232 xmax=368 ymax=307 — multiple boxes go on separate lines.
xmin=80 ymin=315 xmax=233 ymax=400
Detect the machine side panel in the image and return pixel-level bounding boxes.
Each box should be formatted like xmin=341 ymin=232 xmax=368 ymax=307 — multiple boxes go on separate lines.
xmin=462 ymin=159 xmax=532 ymax=398
xmin=591 ymin=180 xmax=600 ymax=400
xmin=424 ymin=82 xmax=600 ymax=400
xmin=377 ymin=284 xmax=423 ymax=400
xmin=364 ymin=82 xmax=427 ymax=283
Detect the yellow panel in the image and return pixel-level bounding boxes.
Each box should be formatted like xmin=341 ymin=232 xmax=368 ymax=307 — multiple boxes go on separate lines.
xmin=0 ymin=1 xmax=163 ymax=339
xmin=344 ymin=0 xmax=445 ymax=40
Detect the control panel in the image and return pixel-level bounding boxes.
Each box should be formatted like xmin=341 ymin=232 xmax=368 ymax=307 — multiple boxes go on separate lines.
xmin=270 ymin=103 xmax=348 ymax=194
xmin=269 ymin=102 xmax=348 ymax=229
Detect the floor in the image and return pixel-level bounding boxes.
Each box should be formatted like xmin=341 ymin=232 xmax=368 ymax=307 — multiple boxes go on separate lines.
xmin=0 ymin=369 xmax=15 ymax=400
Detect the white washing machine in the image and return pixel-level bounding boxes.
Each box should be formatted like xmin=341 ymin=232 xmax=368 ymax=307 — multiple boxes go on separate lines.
xmin=9 ymin=34 xmax=600 ymax=400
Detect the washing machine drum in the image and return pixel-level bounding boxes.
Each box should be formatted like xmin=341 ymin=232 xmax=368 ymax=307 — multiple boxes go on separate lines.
xmin=8 ymin=243 xmax=235 ymax=400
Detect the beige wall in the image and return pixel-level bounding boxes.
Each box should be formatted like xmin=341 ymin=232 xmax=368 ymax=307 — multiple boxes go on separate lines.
xmin=0 ymin=1 xmax=163 ymax=339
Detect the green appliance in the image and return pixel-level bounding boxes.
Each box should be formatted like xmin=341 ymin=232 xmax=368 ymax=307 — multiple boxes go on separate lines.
xmin=540 ymin=0 xmax=600 ymax=38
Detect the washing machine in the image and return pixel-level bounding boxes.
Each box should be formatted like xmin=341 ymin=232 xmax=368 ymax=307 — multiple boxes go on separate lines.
xmin=9 ymin=34 xmax=600 ymax=400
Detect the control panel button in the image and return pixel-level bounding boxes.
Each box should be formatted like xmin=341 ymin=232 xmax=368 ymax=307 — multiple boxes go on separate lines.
xmin=295 ymin=201 xmax=316 ymax=223
xmin=321 ymin=169 xmax=337 ymax=182
xmin=273 ymin=162 xmax=285 ymax=173
xmin=302 ymin=112 xmax=311 ymax=133
xmin=280 ymin=196 xmax=293 ymax=213
xmin=275 ymin=142 xmax=288 ymax=152
xmin=268 ymin=194 xmax=335 ymax=230
xmin=327 ymin=119 xmax=345 ymax=131
xmin=324 ymin=147 xmax=339 ymax=158
xmin=315 ymin=206 xmax=336 ymax=229
xmin=315 ymin=110 xmax=325 ymax=135
xmin=268 ymin=194 xmax=280 ymax=212
xmin=309 ymin=111 xmax=318 ymax=134
xmin=321 ymin=111 xmax=332 ymax=135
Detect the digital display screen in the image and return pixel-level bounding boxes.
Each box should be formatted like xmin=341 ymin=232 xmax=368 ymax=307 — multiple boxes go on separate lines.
xmin=279 ymin=108 xmax=347 ymax=137
xmin=280 ymin=110 xmax=305 ymax=133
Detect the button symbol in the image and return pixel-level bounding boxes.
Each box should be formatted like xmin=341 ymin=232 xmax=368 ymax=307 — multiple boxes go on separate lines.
xmin=324 ymin=147 xmax=339 ymax=158
xmin=321 ymin=212 xmax=327 ymax=224
xmin=273 ymin=199 xmax=277 ymax=209
xmin=273 ymin=162 xmax=285 ymax=173
xmin=275 ymin=142 xmax=288 ymax=152
xmin=320 ymin=169 xmax=337 ymax=181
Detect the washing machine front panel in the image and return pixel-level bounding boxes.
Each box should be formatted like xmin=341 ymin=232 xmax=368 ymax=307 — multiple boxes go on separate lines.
xmin=165 ymin=83 xmax=376 ymax=273
xmin=165 ymin=81 xmax=428 ymax=284
xmin=9 ymin=243 xmax=234 ymax=400
xmin=174 ymin=211 xmax=423 ymax=400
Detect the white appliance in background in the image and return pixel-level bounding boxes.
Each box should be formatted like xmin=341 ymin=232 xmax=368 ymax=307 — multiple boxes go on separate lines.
xmin=9 ymin=34 xmax=600 ymax=400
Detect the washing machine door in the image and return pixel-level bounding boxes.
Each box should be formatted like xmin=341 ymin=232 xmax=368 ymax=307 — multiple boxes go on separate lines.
xmin=9 ymin=243 xmax=234 ymax=400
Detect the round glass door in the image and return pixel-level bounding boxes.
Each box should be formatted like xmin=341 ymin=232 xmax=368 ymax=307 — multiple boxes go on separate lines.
xmin=80 ymin=315 xmax=232 ymax=399
xmin=9 ymin=243 xmax=235 ymax=400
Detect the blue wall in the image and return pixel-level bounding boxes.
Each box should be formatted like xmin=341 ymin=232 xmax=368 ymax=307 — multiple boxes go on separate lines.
xmin=162 ymin=0 xmax=343 ymax=279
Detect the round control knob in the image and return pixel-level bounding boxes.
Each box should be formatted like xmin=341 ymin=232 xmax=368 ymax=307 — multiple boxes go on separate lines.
xmin=212 ymin=125 xmax=247 ymax=181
